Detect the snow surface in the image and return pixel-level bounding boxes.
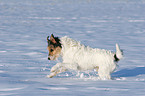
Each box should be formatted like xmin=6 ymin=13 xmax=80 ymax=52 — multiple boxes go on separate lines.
xmin=0 ymin=0 xmax=145 ymax=96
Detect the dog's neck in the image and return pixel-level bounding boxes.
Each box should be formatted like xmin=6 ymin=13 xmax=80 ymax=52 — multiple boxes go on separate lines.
xmin=60 ymin=36 xmax=82 ymax=57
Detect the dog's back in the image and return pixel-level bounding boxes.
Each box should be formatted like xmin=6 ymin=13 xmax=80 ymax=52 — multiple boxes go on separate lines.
xmin=60 ymin=36 xmax=116 ymax=71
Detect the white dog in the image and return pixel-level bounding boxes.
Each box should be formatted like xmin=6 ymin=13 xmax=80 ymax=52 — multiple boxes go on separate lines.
xmin=47 ymin=34 xmax=123 ymax=80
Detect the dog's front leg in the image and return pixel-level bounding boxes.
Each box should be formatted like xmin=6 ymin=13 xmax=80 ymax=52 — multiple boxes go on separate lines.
xmin=50 ymin=63 xmax=61 ymax=72
xmin=47 ymin=66 xmax=67 ymax=78
xmin=47 ymin=63 xmax=61 ymax=78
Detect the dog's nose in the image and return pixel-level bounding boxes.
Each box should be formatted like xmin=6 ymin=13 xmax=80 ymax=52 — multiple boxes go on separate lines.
xmin=48 ymin=57 xmax=50 ymax=60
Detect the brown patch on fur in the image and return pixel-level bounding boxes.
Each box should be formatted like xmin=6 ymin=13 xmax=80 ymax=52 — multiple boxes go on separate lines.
xmin=47 ymin=45 xmax=62 ymax=60
xmin=94 ymin=66 xmax=99 ymax=72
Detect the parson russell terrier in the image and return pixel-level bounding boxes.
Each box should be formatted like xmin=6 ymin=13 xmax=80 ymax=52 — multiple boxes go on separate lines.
xmin=47 ymin=34 xmax=123 ymax=80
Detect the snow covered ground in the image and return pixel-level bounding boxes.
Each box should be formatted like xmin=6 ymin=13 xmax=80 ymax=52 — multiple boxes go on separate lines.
xmin=0 ymin=0 xmax=145 ymax=95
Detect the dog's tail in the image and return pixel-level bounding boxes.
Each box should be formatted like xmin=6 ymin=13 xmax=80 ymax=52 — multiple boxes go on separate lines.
xmin=114 ymin=43 xmax=123 ymax=62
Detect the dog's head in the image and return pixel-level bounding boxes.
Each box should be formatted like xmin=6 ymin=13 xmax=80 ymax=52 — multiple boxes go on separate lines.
xmin=47 ymin=34 xmax=62 ymax=60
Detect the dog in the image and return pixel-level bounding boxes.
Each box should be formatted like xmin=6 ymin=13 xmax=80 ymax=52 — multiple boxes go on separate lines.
xmin=47 ymin=34 xmax=123 ymax=80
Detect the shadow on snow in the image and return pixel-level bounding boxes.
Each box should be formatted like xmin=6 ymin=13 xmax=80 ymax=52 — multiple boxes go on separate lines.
xmin=113 ymin=67 xmax=145 ymax=77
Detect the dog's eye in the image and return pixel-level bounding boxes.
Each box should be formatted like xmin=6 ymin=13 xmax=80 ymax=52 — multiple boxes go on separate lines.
xmin=50 ymin=49 xmax=54 ymax=52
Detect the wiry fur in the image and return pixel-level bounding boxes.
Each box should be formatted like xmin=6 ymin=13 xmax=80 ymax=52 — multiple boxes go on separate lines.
xmin=47 ymin=35 xmax=123 ymax=80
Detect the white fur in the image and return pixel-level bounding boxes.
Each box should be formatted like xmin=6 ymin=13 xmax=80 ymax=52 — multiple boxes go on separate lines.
xmin=48 ymin=36 xmax=123 ymax=80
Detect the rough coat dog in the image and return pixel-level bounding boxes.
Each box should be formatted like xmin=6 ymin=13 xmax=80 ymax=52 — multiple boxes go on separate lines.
xmin=47 ymin=34 xmax=123 ymax=80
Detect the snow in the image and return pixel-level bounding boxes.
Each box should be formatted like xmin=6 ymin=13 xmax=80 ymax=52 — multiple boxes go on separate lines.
xmin=0 ymin=0 xmax=145 ymax=96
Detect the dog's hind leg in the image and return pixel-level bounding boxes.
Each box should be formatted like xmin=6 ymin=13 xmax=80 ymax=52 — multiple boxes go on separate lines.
xmin=98 ymin=67 xmax=111 ymax=80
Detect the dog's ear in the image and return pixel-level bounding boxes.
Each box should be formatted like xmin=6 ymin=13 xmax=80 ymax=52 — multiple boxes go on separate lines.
xmin=47 ymin=36 xmax=50 ymax=45
xmin=50 ymin=34 xmax=57 ymax=44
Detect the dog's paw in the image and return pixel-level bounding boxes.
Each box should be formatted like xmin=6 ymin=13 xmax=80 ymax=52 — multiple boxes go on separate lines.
xmin=46 ymin=75 xmax=53 ymax=78
xmin=46 ymin=72 xmax=56 ymax=78
xmin=98 ymin=76 xmax=111 ymax=80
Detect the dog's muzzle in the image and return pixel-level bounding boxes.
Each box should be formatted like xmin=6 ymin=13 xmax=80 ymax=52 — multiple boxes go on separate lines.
xmin=48 ymin=55 xmax=58 ymax=60
xmin=48 ymin=56 xmax=55 ymax=60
